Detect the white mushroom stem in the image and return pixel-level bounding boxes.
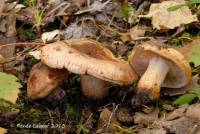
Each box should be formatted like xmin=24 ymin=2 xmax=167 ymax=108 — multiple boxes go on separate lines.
xmin=80 ymin=75 xmax=109 ymax=99
xmin=137 ymin=57 xmax=169 ymax=100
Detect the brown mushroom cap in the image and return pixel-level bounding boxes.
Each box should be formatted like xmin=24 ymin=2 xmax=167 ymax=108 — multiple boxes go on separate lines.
xmin=65 ymin=38 xmax=116 ymax=60
xmin=40 ymin=38 xmax=138 ymax=85
xmin=27 ymin=62 xmax=69 ymax=100
xmin=129 ymin=42 xmax=191 ymax=88
xmin=129 ymin=41 xmax=192 ymax=105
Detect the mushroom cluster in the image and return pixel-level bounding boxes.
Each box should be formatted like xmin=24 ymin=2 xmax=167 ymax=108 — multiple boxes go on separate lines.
xmin=27 ymin=38 xmax=138 ymax=100
xmin=27 ymin=38 xmax=191 ymax=106
xmin=129 ymin=40 xmax=191 ymax=105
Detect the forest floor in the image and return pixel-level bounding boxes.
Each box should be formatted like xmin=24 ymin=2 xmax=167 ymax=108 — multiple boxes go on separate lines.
xmin=0 ymin=0 xmax=200 ymax=134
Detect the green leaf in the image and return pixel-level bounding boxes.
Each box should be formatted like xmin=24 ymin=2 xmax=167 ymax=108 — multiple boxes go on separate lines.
xmin=167 ymin=4 xmax=186 ymax=11
xmin=173 ymin=93 xmax=197 ymax=105
xmin=189 ymin=0 xmax=200 ymax=4
xmin=178 ymin=40 xmax=200 ymax=67
xmin=167 ymin=0 xmax=200 ymax=11
xmin=187 ymin=44 xmax=200 ymax=66
xmin=190 ymin=87 xmax=200 ymax=95
xmin=0 ymin=72 xmax=22 ymax=104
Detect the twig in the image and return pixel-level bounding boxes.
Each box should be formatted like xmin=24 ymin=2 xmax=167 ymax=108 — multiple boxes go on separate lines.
xmin=75 ymin=0 xmax=111 ymax=15
xmin=0 ymin=42 xmax=45 ymax=48
xmin=46 ymin=2 xmax=70 ymax=17
xmin=104 ymin=104 xmax=119 ymax=133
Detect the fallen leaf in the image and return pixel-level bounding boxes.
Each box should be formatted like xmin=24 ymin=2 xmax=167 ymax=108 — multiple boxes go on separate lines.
xmin=0 ymin=127 xmax=7 ymax=134
xmin=165 ymin=105 xmax=188 ymax=121
xmin=73 ymin=0 xmax=87 ymax=9
xmin=178 ymin=39 xmax=200 ymax=67
xmin=134 ymin=103 xmax=200 ymax=134
xmin=63 ymin=21 xmax=98 ymax=39
xmin=29 ymin=50 xmax=41 ymax=60
xmin=185 ymin=103 xmax=200 ymax=120
xmin=139 ymin=128 xmax=166 ymax=134
xmin=75 ymin=0 xmax=111 ymax=15
xmin=97 ymin=108 xmax=120 ymax=134
xmin=163 ymin=117 xmax=198 ymax=134
xmin=139 ymin=0 xmax=198 ymax=30
xmin=134 ymin=107 xmax=159 ymax=125
xmin=0 ymin=72 xmax=22 ymax=104
xmin=17 ymin=7 xmax=37 ymax=25
xmin=120 ymin=25 xmax=146 ymax=42
xmin=41 ymin=30 xmax=61 ymax=43
xmin=0 ymin=44 xmax=15 ymax=62
xmin=0 ymin=1 xmax=18 ymax=69
xmin=134 ymin=112 xmax=158 ymax=125
xmin=173 ymin=93 xmax=196 ymax=105
xmin=46 ymin=1 xmax=70 ymax=21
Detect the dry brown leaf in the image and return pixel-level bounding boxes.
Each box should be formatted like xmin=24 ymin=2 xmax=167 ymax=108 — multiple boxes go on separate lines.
xmin=135 ymin=103 xmax=200 ymax=134
xmin=29 ymin=51 xmax=41 ymax=60
xmin=0 ymin=127 xmax=7 ymax=134
xmin=97 ymin=108 xmax=120 ymax=134
xmin=165 ymin=105 xmax=188 ymax=121
xmin=134 ymin=107 xmax=160 ymax=125
xmin=41 ymin=30 xmax=61 ymax=43
xmin=63 ymin=20 xmax=98 ymax=39
xmin=178 ymin=39 xmax=200 ymax=67
xmin=75 ymin=0 xmax=111 ymax=15
xmin=139 ymin=0 xmax=198 ymax=30
xmin=185 ymin=103 xmax=200 ymax=120
xmin=139 ymin=128 xmax=166 ymax=134
xmin=120 ymin=25 xmax=146 ymax=42
xmin=0 ymin=1 xmax=18 ymax=69
xmin=163 ymin=117 xmax=198 ymax=134
xmin=17 ymin=7 xmax=37 ymax=25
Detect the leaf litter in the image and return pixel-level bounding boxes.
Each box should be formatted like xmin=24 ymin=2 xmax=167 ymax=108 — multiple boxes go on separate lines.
xmin=0 ymin=0 xmax=199 ymax=133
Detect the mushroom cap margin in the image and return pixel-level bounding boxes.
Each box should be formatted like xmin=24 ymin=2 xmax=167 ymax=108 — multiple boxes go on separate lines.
xmin=129 ymin=42 xmax=191 ymax=88
xmin=41 ymin=39 xmax=138 ymax=84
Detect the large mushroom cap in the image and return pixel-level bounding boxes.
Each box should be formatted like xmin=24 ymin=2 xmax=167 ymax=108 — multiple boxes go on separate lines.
xmin=64 ymin=38 xmax=116 ymax=60
xmin=129 ymin=41 xmax=191 ymax=88
xmin=40 ymin=38 xmax=137 ymax=85
xmin=27 ymin=62 xmax=69 ymax=100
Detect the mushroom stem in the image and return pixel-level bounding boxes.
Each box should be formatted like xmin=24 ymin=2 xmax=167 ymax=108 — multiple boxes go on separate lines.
xmin=136 ymin=57 xmax=169 ymax=103
xmin=80 ymin=75 xmax=109 ymax=99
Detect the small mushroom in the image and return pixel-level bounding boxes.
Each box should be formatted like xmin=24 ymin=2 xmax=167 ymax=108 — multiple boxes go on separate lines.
xmin=27 ymin=62 xmax=69 ymax=100
xmin=40 ymin=38 xmax=138 ymax=99
xmin=129 ymin=41 xmax=191 ymax=105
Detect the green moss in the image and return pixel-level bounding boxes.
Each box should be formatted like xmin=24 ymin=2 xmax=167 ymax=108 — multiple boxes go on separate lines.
xmin=17 ymin=28 xmax=37 ymax=41
xmin=10 ymin=103 xmax=25 ymax=110
xmin=168 ymin=38 xmax=184 ymax=46
xmin=65 ymin=104 xmax=81 ymax=122
xmin=120 ymin=3 xmax=133 ymax=18
xmin=0 ymin=99 xmax=6 ymax=107
xmin=76 ymin=123 xmax=89 ymax=134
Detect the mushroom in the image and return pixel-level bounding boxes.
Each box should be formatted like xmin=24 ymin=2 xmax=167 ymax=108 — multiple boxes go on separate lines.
xmin=27 ymin=62 xmax=69 ymax=100
xmin=40 ymin=38 xmax=138 ymax=99
xmin=129 ymin=41 xmax=191 ymax=105
xmin=80 ymin=75 xmax=109 ymax=99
